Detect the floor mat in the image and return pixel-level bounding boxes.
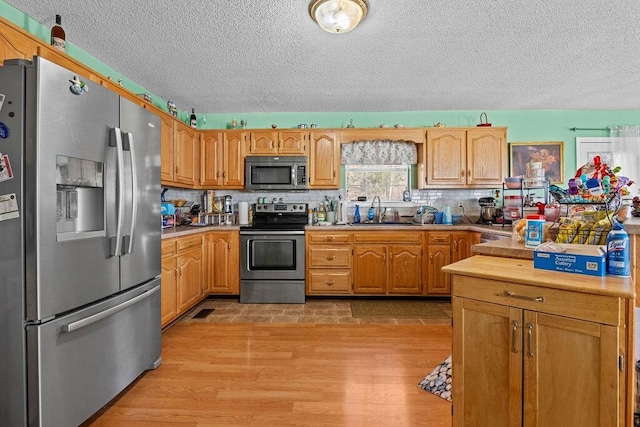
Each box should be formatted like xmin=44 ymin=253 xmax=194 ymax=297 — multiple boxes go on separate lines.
xmin=418 ymin=355 xmax=452 ymax=402
xmin=350 ymin=300 xmax=451 ymax=318
xmin=191 ymin=308 xmax=215 ymax=319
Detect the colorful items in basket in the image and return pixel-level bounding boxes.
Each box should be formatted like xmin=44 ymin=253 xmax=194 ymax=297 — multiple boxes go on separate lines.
xmin=551 ymin=156 xmax=633 ymax=203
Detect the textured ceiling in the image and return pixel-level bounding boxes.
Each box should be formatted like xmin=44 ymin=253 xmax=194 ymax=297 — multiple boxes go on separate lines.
xmin=6 ymin=0 xmax=640 ymax=113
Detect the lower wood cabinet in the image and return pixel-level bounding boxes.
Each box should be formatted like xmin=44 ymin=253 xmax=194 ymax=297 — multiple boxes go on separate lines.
xmin=352 ymin=232 xmax=423 ymax=295
xmin=203 ymin=231 xmax=239 ymax=294
xmin=161 ymin=235 xmax=203 ymax=327
xmin=449 ymin=260 xmax=634 ymax=426
xmin=425 ymin=231 xmax=479 ymax=295
xmin=306 ymin=231 xmax=352 ymax=295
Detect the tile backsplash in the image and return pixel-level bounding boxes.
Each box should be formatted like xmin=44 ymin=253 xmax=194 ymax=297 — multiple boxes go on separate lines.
xmin=162 ymin=187 xmax=502 ymax=223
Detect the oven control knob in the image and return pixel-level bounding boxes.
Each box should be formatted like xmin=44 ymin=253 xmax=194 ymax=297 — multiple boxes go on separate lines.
xmin=256 ymin=205 xmax=262 ymax=210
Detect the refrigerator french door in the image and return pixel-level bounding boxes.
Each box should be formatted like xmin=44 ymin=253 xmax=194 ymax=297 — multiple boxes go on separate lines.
xmin=0 ymin=56 xmax=161 ymax=427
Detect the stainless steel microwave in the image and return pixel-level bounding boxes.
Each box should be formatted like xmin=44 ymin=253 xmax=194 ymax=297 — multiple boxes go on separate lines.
xmin=244 ymin=156 xmax=308 ymax=191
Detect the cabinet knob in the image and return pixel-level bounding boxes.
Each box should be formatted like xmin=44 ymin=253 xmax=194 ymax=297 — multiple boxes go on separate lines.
xmin=325 ymin=236 xmax=335 ymax=242
xmin=325 ymin=280 xmax=335 ymax=286
xmin=461 ymin=170 xmax=465 ymax=177
xmin=467 ymin=169 xmax=471 ymax=177
xmin=325 ymin=255 xmax=336 ymax=261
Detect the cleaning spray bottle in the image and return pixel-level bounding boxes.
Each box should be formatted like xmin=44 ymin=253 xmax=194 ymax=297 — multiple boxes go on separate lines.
xmin=354 ymin=204 xmax=361 ymax=224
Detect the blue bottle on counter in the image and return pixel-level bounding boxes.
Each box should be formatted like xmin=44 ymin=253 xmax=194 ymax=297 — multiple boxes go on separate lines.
xmin=606 ymin=221 xmax=630 ymax=278
xmin=354 ymin=204 xmax=361 ymax=224
xmin=367 ymin=206 xmax=375 ymax=221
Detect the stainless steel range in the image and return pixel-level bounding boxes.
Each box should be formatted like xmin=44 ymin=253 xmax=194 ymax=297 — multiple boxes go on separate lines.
xmin=240 ymin=203 xmax=308 ymax=303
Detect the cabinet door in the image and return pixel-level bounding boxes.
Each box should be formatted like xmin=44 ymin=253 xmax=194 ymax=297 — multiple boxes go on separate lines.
xmin=160 ymin=115 xmax=175 ymax=183
xmin=452 ymin=297 xmax=523 ymax=426
xmin=466 ymin=129 xmax=506 ymax=186
xmin=309 ymin=131 xmax=340 ymax=188
xmin=426 ymin=244 xmax=451 ymax=294
xmin=278 ymin=131 xmax=308 ymax=155
xmin=0 ymin=20 xmax=39 ymax=62
xmin=200 ymin=131 xmax=222 ymax=187
xmin=523 ymin=311 xmax=619 ymax=427
xmin=204 ymin=232 xmax=239 ymax=294
xmin=160 ymin=257 xmax=177 ymax=327
xmin=176 ymin=248 xmax=202 ymax=314
xmin=353 ymin=244 xmax=386 ymax=294
xmin=248 ymin=131 xmax=278 ymax=155
xmin=174 ymin=122 xmax=198 ymax=186
xmin=451 ymin=232 xmax=479 ymax=263
xmin=222 ymin=131 xmax=246 ymax=188
xmin=388 ymin=245 xmax=422 ymax=294
xmin=426 ymin=129 xmax=466 ymax=186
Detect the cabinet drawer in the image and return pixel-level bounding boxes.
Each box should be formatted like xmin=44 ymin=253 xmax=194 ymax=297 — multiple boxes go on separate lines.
xmin=176 ymin=235 xmax=202 ymax=253
xmin=161 ymin=239 xmax=176 ymax=257
xmin=307 ymin=232 xmax=351 ymax=244
xmin=428 ymin=232 xmax=451 ymax=244
xmin=308 ymin=270 xmax=352 ymax=293
xmin=353 ymin=232 xmax=422 ymax=244
xmin=308 ymin=246 xmax=351 ymax=268
xmin=452 ymin=275 xmax=621 ymax=326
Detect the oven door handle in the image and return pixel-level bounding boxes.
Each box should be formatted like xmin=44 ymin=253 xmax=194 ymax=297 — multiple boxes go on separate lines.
xmin=240 ymin=230 xmax=305 ymax=235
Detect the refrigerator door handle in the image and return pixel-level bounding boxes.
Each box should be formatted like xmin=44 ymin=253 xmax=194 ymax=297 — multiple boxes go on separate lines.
xmin=122 ymin=132 xmax=137 ymax=255
xmin=109 ymin=127 xmax=126 ymax=257
xmin=61 ymin=286 xmax=160 ymax=333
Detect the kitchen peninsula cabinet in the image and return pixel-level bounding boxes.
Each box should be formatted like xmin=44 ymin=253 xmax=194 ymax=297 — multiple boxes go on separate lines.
xmin=444 ymin=256 xmax=635 ymax=427
xmin=306 ymin=231 xmax=352 ymax=294
xmin=248 ymin=130 xmax=308 ymax=155
xmin=425 ymin=231 xmax=480 ymax=295
xmin=309 ymin=131 xmax=340 ymax=188
xmin=203 ymin=231 xmax=239 ymax=294
xmin=424 ymin=127 xmax=506 ymax=188
xmin=353 ymin=232 xmax=423 ymax=294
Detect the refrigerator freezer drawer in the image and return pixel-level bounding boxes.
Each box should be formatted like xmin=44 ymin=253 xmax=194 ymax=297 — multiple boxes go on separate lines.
xmin=26 ymin=279 xmax=161 ymax=427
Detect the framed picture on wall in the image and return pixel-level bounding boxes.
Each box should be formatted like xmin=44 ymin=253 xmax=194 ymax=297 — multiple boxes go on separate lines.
xmin=509 ymin=141 xmax=564 ymax=184
xmin=575 ymin=137 xmax=612 ymax=168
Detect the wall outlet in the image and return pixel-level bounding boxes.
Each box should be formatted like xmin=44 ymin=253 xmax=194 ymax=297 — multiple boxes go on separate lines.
xmin=458 ymin=200 xmax=464 ymax=208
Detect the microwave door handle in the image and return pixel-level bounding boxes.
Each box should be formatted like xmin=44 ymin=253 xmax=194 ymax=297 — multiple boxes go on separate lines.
xmin=291 ymin=166 xmax=296 ymax=185
xmin=122 ymin=132 xmax=137 ymax=255
xmin=109 ymin=127 xmax=125 ymax=257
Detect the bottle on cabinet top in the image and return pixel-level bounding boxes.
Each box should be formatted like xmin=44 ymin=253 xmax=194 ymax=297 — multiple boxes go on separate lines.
xmin=190 ymin=109 xmax=197 ymax=129
xmin=51 ymin=14 xmax=66 ymax=52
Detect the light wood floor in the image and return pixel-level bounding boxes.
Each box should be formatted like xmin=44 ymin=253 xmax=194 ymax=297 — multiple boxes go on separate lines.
xmin=87 ymin=321 xmax=453 ymax=426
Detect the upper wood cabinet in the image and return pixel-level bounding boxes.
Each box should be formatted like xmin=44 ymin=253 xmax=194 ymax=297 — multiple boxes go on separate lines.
xmin=309 ymin=131 xmax=340 ymax=188
xmin=160 ymin=114 xmax=176 ymax=183
xmin=200 ymin=130 xmax=222 ymax=187
xmin=221 ymin=130 xmax=247 ymax=188
xmin=248 ymin=130 xmax=308 ymax=155
xmin=424 ymin=127 xmax=507 ymax=187
xmin=0 ymin=19 xmax=38 ymax=62
xmin=174 ymin=122 xmax=199 ymax=187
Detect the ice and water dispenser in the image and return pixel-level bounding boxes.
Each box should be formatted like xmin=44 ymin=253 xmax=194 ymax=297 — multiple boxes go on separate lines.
xmin=56 ymin=155 xmax=105 ymax=240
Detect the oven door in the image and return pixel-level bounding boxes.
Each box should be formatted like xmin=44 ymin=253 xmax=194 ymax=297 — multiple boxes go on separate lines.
xmin=240 ymin=231 xmax=305 ymax=281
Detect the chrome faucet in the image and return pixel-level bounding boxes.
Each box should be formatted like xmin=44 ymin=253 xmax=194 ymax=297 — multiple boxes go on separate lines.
xmin=372 ymin=195 xmax=382 ymax=223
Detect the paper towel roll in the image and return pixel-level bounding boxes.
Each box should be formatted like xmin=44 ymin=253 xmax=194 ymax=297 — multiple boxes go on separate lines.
xmin=238 ymin=202 xmax=249 ymax=225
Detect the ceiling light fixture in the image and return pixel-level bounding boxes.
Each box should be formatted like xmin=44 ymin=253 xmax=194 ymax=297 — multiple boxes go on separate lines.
xmin=309 ymin=0 xmax=368 ymax=34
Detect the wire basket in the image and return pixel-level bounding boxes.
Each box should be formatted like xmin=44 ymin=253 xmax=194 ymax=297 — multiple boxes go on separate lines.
xmin=548 ymin=219 xmax=611 ymax=245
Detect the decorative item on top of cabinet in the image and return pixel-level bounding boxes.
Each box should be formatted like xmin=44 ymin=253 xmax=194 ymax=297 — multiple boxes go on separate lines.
xmin=309 ymin=131 xmax=340 ymax=188
xmin=352 ymin=232 xmax=422 ymax=295
xmin=424 ymin=127 xmax=506 ymax=188
xmin=306 ymin=231 xmax=352 ymax=295
xmin=249 ymin=130 xmax=308 ymax=155
xmin=203 ymin=231 xmax=239 ymax=295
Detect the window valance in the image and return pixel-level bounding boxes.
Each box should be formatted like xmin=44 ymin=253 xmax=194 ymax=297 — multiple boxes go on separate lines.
xmin=340 ymin=140 xmax=418 ymax=165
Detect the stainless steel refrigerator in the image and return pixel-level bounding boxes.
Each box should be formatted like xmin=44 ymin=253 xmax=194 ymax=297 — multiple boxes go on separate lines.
xmin=0 ymin=56 xmax=162 ymax=427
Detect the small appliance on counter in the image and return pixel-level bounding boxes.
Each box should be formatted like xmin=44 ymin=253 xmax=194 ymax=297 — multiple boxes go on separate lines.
xmin=477 ymin=197 xmax=497 ymax=224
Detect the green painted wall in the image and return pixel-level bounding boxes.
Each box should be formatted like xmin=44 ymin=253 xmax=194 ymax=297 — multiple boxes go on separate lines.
xmin=3 ymin=0 xmax=639 ymax=185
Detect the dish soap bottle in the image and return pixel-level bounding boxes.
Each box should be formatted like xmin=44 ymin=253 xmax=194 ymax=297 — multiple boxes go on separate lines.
xmin=354 ymin=205 xmax=361 ymax=224
xmin=367 ymin=205 xmax=375 ymax=222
